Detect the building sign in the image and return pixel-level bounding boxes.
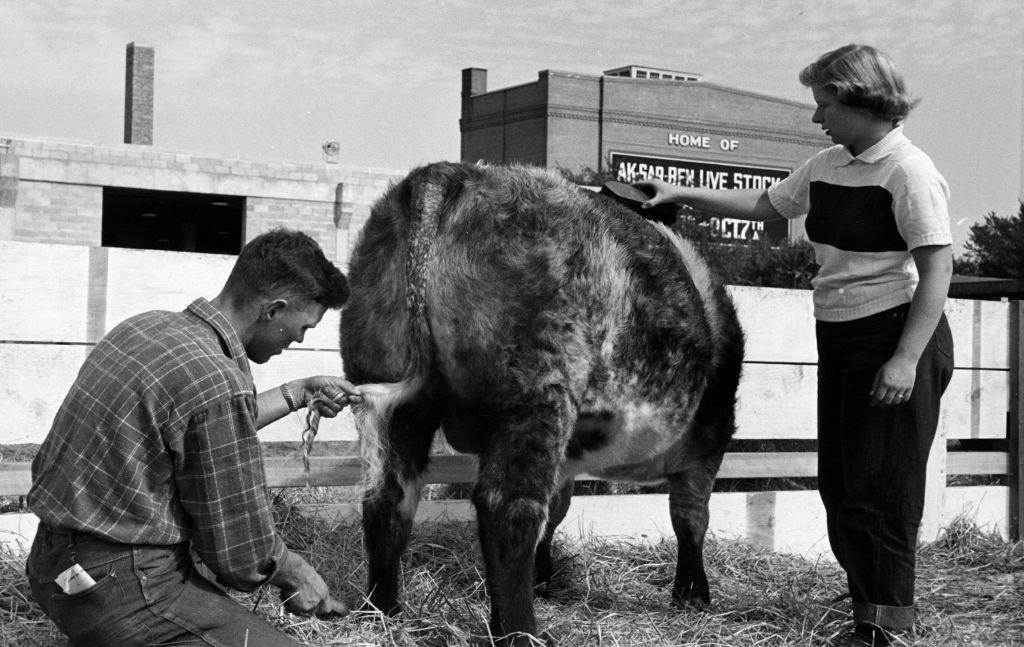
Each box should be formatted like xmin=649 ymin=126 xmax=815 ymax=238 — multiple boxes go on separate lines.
xmin=609 ymin=151 xmax=791 ymax=243
xmin=667 ymin=132 xmax=739 ymax=151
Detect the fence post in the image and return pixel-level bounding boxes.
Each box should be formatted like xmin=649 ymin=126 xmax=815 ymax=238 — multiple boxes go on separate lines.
xmin=1009 ymin=301 xmax=1023 ymax=541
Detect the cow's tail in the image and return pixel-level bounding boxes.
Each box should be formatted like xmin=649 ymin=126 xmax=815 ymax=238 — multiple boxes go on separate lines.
xmin=349 ymin=163 xmax=459 ymax=498
xmin=349 ymin=375 xmax=424 ymax=496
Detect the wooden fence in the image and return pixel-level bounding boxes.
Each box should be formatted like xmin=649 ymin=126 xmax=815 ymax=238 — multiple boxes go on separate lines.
xmin=0 ymin=240 xmax=1018 ymax=560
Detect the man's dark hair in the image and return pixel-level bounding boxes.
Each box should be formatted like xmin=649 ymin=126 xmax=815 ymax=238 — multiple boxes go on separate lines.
xmin=225 ymin=228 xmax=349 ymax=308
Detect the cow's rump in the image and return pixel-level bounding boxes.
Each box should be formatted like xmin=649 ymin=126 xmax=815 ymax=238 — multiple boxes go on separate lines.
xmin=340 ymin=161 xmax=743 ymax=646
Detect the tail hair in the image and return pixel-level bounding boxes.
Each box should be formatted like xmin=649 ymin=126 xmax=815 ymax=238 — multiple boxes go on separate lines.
xmin=349 ymin=377 xmax=423 ymax=497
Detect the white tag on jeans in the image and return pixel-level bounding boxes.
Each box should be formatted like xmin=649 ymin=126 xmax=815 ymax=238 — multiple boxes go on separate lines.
xmin=55 ymin=563 xmax=97 ymax=594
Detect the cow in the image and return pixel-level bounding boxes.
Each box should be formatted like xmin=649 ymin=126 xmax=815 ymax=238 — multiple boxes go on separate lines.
xmin=340 ymin=161 xmax=744 ymax=646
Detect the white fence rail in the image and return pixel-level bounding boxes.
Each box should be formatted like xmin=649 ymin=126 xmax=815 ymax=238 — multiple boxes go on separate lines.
xmin=0 ymin=241 xmax=1017 ymax=559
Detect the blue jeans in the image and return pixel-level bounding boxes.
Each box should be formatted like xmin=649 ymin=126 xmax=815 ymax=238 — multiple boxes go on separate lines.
xmin=816 ymin=304 xmax=954 ymax=630
xmin=26 ymin=523 xmax=301 ymax=646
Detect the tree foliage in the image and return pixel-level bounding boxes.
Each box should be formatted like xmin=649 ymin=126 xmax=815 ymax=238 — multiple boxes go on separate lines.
xmin=556 ymin=163 xmax=619 ymax=187
xmin=673 ymin=211 xmax=817 ymax=289
xmin=955 ymin=202 xmax=1024 ymax=279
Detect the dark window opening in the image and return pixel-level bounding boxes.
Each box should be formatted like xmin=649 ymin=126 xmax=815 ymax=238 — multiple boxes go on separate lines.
xmin=102 ymin=187 xmax=244 ymax=254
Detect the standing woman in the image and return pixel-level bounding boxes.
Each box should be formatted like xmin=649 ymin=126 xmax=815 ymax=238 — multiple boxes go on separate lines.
xmin=638 ymin=44 xmax=954 ymax=646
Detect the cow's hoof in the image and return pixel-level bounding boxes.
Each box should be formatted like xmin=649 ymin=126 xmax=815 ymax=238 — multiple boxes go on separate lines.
xmin=534 ymin=549 xmax=554 ymax=586
xmin=357 ymin=599 xmax=402 ymax=617
xmin=671 ymin=587 xmax=711 ymax=610
xmin=534 ymin=556 xmax=569 ymax=599
xmin=533 ymin=571 xmax=566 ymax=599
xmin=490 ymin=631 xmax=550 ymax=647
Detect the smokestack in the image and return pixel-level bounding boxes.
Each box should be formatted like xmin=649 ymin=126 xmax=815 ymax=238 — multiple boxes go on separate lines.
xmin=462 ymin=68 xmax=487 ymax=97
xmin=124 ymin=42 xmax=154 ymax=145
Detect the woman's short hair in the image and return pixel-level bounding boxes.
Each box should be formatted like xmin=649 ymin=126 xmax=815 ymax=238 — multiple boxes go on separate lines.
xmin=226 ymin=228 xmax=349 ymax=308
xmin=799 ymin=44 xmax=919 ymax=123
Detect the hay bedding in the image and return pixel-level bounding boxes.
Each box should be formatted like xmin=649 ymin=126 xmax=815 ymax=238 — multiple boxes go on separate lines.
xmin=1 ymin=510 xmax=1020 ymax=647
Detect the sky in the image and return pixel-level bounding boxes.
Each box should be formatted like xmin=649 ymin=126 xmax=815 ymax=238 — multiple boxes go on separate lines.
xmin=1 ymin=0 xmax=1021 ymax=254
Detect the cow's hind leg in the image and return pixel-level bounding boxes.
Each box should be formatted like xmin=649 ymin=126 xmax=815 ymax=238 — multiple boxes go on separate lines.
xmin=666 ymin=453 xmax=722 ymax=607
xmin=362 ymin=399 xmax=439 ymax=615
xmin=670 ymin=304 xmax=743 ymax=607
xmin=667 ymin=357 xmax=740 ymax=606
xmin=535 ymin=480 xmax=572 ymax=594
xmin=472 ymin=398 xmax=574 ymax=646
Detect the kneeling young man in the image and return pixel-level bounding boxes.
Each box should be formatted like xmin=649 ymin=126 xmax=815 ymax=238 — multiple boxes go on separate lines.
xmin=27 ymin=228 xmax=361 ymax=646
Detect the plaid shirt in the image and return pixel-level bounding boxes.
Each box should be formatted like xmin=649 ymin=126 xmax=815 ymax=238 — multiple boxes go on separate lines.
xmin=29 ymin=298 xmax=286 ymax=591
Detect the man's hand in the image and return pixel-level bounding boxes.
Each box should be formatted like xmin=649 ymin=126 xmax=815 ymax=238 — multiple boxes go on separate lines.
xmin=294 ymin=376 xmax=364 ymax=417
xmin=270 ymin=550 xmax=349 ymax=618
xmin=259 ymin=376 xmax=364 ymax=430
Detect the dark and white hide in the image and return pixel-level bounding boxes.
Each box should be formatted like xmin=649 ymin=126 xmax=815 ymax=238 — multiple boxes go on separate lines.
xmin=340 ymin=161 xmax=744 ymax=646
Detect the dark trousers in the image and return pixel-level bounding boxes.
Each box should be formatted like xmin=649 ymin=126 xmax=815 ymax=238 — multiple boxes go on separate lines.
xmin=25 ymin=523 xmax=300 ymax=647
xmin=816 ymin=304 xmax=954 ymax=630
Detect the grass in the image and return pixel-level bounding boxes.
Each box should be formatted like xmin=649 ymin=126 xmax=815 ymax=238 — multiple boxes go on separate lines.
xmin=1 ymin=507 xmax=1020 ymax=647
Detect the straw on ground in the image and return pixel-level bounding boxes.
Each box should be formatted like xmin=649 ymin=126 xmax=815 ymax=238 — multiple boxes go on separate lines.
xmin=1 ymin=507 xmax=1020 ymax=647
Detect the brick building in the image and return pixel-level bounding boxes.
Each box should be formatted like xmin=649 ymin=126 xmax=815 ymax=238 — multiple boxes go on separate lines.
xmin=0 ymin=136 xmax=400 ymax=267
xmin=460 ymin=65 xmax=831 ymax=242
xmin=0 ymin=43 xmax=402 ymax=267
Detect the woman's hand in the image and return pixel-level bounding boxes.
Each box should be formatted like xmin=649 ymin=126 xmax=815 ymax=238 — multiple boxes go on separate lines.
xmin=870 ymin=355 xmax=916 ymax=407
xmin=633 ymin=178 xmax=682 ymax=209
xmin=870 ymin=245 xmax=953 ymax=408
